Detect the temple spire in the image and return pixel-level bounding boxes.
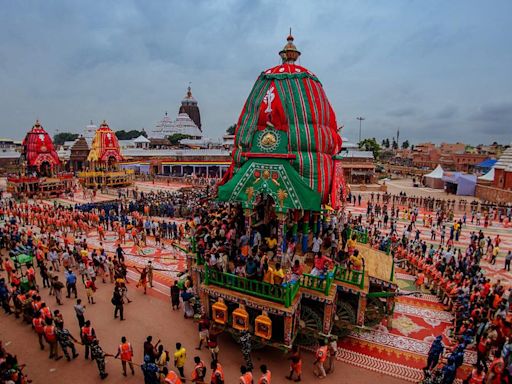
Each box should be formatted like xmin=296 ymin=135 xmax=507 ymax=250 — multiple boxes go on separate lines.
xmin=279 ymin=29 xmax=301 ymax=64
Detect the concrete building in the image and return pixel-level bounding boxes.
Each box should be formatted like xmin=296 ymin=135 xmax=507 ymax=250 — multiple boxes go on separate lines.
xmin=337 ymin=137 xmax=375 ymax=184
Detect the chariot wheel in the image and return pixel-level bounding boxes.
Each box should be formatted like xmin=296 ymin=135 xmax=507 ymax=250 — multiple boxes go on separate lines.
xmin=295 ymin=305 xmax=322 ymax=347
xmin=333 ymin=301 xmax=356 ymax=338
xmin=364 ymin=296 xmax=386 ymax=327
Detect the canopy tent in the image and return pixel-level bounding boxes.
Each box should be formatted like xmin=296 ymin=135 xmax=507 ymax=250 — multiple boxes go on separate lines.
xmin=423 ymin=165 xmax=444 ymax=189
xmin=475 ymin=158 xmax=496 ymax=169
xmin=478 ymin=167 xmax=495 ymax=182
xmin=475 ymin=158 xmax=496 ymax=174
xmin=442 ymin=172 xmax=477 ymax=196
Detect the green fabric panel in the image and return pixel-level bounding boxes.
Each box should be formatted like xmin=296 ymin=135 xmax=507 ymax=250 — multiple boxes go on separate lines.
xmin=296 ymin=77 xmax=318 ymax=193
xmin=217 ymin=158 xmax=322 ymax=212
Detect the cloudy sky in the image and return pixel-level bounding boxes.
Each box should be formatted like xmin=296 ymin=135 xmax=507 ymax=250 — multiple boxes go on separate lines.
xmin=1 ymin=0 xmax=511 ymax=145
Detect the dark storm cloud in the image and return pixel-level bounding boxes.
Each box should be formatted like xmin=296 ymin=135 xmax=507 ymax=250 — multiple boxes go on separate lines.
xmin=0 ymin=0 xmax=511 ymax=145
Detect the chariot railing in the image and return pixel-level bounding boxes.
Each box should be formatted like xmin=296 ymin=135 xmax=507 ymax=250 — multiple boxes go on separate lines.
xmin=204 ymin=265 xmax=300 ymax=307
xmin=333 ymin=264 xmax=365 ymax=290
xmin=298 ymin=273 xmax=333 ymax=295
xmin=347 ymin=228 xmax=369 ymax=244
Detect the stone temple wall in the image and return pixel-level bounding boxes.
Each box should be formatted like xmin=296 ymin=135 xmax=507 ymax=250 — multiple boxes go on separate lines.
xmin=475 ymin=184 xmax=512 ymax=203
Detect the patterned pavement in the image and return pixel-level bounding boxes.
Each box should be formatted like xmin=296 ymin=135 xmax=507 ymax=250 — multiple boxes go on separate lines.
xmin=335 ymin=203 xmax=512 ymax=382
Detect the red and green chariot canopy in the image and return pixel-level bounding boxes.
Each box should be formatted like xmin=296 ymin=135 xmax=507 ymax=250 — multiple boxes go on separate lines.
xmin=220 ymin=60 xmax=343 ymax=211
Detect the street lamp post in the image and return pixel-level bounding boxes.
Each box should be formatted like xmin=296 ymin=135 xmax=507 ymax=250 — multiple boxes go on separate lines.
xmin=356 ymin=117 xmax=365 ymax=143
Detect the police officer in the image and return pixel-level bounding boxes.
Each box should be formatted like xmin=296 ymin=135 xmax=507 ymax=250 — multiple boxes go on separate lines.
xmin=91 ymin=339 xmax=109 ymax=380
xmin=55 ymin=322 xmax=79 ymax=361
xmin=240 ymin=331 xmax=253 ymax=371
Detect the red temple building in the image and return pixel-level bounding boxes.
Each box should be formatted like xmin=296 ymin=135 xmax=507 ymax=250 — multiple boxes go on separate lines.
xmin=21 ymin=119 xmax=61 ymax=176
xmin=7 ymin=120 xmax=73 ymax=198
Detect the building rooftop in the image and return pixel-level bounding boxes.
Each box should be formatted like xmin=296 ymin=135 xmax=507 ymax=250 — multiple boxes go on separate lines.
xmin=152 ymin=112 xmax=202 ymax=139
xmin=179 ymin=137 xmax=223 ymax=148
xmin=122 ymin=148 xmax=230 ymax=158
xmin=0 ymin=150 xmax=20 ymax=159
xmin=133 ymin=135 xmax=150 ymax=144
xmin=495 ymin=146 xmax=512 ymax=171
xmin=338 ymin=150 xmax=374 ymax=159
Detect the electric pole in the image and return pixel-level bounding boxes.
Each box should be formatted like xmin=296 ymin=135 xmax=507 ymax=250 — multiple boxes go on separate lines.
xmin=357 ymin=117 xmax=365 ymax=143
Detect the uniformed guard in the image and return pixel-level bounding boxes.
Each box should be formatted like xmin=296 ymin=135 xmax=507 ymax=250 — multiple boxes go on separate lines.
xmin=162 ymin=367 xmax=183 ymax=384
xmin=115 ymin=336 xmax=135 ymax=376
xmin=210 ymin=360 xmax=224 ymax=384
xmin=43 ymin=318 xmax=62 ymax=360
xmin=55 ymin=323 xmax=79 ymax=361
xmin=90 ymin=339 xmax=109 ymax=379
xmin=313 ymin=339 xmax=328 ymax=379
xmin=81 ymin=320 xmax=96 ymax=360
xmin=191 ymin=356 xmax=207 ymax=383
xmin=240 ymin=331 xmax=253 ymax=371
xmin=32 ymin=311 xmax=45 ymax=350
xmin=258 ymin=365 xmax=271 ymax=384
xmin=240 ymin=365 xmax=253 ymax=384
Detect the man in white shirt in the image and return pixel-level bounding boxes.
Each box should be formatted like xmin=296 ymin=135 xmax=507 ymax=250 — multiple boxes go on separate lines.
xmin=49 ymin=249 xmax=60 ymax=272
xmin=312 ymin=236 xmax=322 ymax=255
xmin=253 ymin=230 xmax=262 ymax=253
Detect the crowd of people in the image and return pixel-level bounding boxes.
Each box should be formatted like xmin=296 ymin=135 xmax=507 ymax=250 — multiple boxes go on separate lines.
xmin=348 ymin=191 xmax=512 ymax=222
xmin=0 ymin=194 xmax=278 ymax=384
xmin=384 ymin=209 xmax=512 ymax=382
xmin=190 ymin=188 xmax=511 ymax=383
xmin=1 ymin=182 xmax=511 ymax=384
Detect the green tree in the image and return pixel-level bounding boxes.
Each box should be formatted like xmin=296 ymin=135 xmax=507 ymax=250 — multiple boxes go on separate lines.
xmin=401 ymin=140 xmax=410 ymax=149
xmin=167 ymin=133 xmax=193 ymax=146
xmin=392 ymin=139 xmax=398 ymax=150
xmin=53 ymin=132 xmax=79 ymax=145
xmin=358 ymin=137 xmax=381 ymax=159
xmin=226 ymin=124 xmax=236 ymax=135
xmin=384 ymin=138 xmax=390 ymax=148
xmin=115 ymin=130 xmax=146 ymax=140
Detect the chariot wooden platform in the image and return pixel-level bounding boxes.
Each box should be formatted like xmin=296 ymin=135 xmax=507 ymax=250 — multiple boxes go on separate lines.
xmin=188 ymin=230 xmax=397 ymax=350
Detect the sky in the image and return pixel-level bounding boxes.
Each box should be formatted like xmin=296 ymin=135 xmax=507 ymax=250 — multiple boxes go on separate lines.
xmin=0 ymin=0 xmax=511 ymax=145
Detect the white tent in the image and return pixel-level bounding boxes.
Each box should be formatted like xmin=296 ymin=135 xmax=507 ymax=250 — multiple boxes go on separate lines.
xmin=423 ymin=165 xmax=445 ymax=189
xmin=478 ymin=167 xmax=495 ymax=182
xmin=424 ymin=165 xmax=444 ymax=178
